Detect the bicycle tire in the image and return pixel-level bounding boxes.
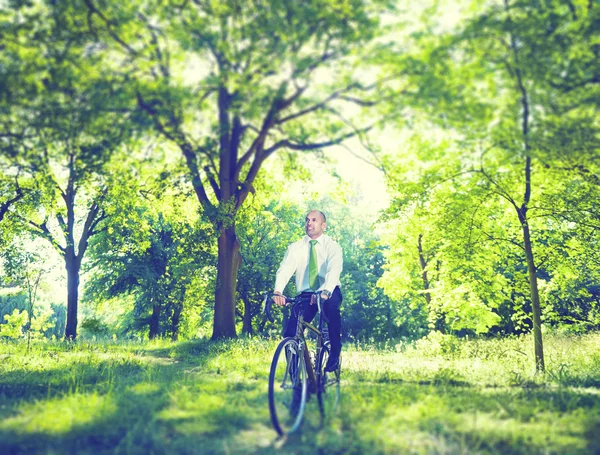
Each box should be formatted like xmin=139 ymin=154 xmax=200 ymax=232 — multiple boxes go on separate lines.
xmin=316 ymin=342 xmax=341 ymax=418
xmin=268 ymin=337 xmax=307 ymax=436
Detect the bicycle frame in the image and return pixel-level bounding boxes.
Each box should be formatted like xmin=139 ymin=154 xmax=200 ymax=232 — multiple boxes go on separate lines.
xmin=265 ymin=291 xmax=329 ymax=392
xmin=294 ymin=299 xmax=327 ymax=393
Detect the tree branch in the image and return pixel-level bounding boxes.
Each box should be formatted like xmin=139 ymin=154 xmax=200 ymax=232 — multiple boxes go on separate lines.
xmin=204 ymin=165 xmax=221 ymax=199
xmin=88 ymin=210 xmax=108 ymax=237
xmin=0 ymin=186 xmax=23 ymax=223
xmin=276 ymin=86 xmax=348 ymax=125
xmin=83 ymin=0 xmax=140 ymax=56
xmin=263 ymin=125 xmax=375 ymax=158
xmin=234 ymin=81 xmax=295 ymax=181
xmin=180 ymin=143 xmax=214 ymax=210
xmin=139 ymin=13 xmax=170 ymax=79
xmin=28 ymin=219 xmax=66 ymax=257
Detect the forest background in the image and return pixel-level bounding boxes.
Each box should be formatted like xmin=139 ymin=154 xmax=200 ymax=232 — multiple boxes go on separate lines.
xmin=0 ymin=0 xmax=599 ymax=452
xmin=2 ymin=0 xmax=599 ymax=363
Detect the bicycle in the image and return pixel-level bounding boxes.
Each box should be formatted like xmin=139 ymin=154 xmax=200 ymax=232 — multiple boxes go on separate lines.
xmin=264 ymin=291 xmax=341 ymax=436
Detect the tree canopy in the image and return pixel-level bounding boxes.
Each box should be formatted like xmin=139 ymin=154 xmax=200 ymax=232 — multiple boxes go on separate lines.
xmin=0 ymin=0 xmax=598 ymax=374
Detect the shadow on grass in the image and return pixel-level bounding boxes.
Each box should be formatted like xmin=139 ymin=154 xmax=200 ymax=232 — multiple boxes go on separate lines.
xmin=138 ymin=338 xmax=215 ymax=363
xmin=334 ymin=378 xmax=600 ymax=455
xmin=0 ymin=366 xmax=277 ymax=454
xmin=2 ymin=340 xmax=600 ymax=454
xmin=0 ymin=340 xmax=276 ymax=454
xmin=138 ymin=338 xmax=267 ymax=370
xmin=0 ymin=359 xmax=151 ymax=399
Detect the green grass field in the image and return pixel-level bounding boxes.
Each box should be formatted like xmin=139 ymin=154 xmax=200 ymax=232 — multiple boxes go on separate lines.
xmin=1 ymin=332 xmax=600 ymax=454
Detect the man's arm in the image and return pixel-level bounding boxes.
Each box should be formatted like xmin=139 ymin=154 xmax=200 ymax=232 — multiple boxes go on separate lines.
xmin=274 ymin=243 xmax=297 ymax=294
xmin=321 ymin=241 xmax=343 ymax=296
xmin=273 ymin=244 xmax=297 ymax=307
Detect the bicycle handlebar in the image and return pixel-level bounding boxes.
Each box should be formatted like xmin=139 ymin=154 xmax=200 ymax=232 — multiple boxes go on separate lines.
xmin=263 ymin=291 xmax=329 ymax=325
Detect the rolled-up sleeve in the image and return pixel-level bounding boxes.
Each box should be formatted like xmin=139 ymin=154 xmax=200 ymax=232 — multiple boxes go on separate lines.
xmin=274 ymin=244 xmax=297 ymax=294
xmin=322 ymin=241 xmax=343 ymax=292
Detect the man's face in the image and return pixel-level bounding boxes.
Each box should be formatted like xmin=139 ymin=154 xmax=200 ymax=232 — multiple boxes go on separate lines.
xmin=305 ymin=211 xmax=326 ymax=239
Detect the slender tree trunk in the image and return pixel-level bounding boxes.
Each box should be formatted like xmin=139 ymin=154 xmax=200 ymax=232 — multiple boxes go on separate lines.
xmin=27 ymin=282 xmax=33 ymax=351
xmin=505 ymin=0 xmax=545 ymax=373
xmin=64 ymin=252 xmax=80 ymax=340
xmin=25 ymin=270 xmax=42 ymax=351
xmin=171 ymin=303 xmax=182 ymax=341
xmin=518 ymin=208 xmax=545 ymax=372
xmin=417 ymin=234 xmax=432 ymax=307
xmin=258 ymin=313 xmax=268 ymax=335
xmin=149 ymin=300 xmax=160 ymax=340
xmin=36 ymin=178 xmax=102 ymax=341
xmin=212 ymin=225 xmax=241 ymax=339
xmin=386 ymin=300 xmax=394 ymax=339
xmin=241 ymin=296 xmax=254 ymax=336
xmin=418 ymin=233 xmax=445 ymax=332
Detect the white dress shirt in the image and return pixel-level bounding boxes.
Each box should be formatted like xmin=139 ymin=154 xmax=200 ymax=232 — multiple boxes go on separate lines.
xmin=274 ymin=233 xmax=343 ymax=294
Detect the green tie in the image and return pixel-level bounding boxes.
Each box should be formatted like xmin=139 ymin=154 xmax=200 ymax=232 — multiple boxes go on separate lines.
xmin=309 ymin=240 xmax=319 ymax=290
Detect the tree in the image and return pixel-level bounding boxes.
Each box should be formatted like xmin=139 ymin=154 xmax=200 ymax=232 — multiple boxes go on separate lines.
xmin=84 ymin=0 xmax=394 ymax=338
xmin=382 ymin=0 xmax=599 ymax=371
xmin=380 ymin=138 xmax=518 ymax=336
xmin=2 ymin=242 xmax=49 ymax=349
xmin=1 ymin=2 xmax=137 ymax=338
xmin=86 ymin=211 xmax=214 ymax=340
xmin=456 ymin=0 xmax=599 ymax=372
xmin=84 ymin=156 xmax=215 ymax=340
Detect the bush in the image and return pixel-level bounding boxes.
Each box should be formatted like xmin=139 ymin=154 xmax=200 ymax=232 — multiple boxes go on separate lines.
xmin=80 ymin=317 xmax=111 ymax=339
xmin=0 ymin=309 xmax=28 ymax=339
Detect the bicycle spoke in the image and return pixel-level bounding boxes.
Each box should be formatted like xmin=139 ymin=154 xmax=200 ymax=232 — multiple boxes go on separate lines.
xmin=268 ymin=338 xmax=307 ymax=436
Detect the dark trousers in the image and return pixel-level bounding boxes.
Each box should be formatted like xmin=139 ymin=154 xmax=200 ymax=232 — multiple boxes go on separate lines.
xmin=283 ymin=287 xmax=342 ymax=359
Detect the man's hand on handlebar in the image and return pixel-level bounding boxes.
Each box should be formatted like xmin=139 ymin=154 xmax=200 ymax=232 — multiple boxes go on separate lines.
xmin=273 ymin=292 xmax=288 ymax=307
xmin=310 ymin=292 xmax=329 ymax=305
xmin=272 ymin=290 xmax=329 ymax=306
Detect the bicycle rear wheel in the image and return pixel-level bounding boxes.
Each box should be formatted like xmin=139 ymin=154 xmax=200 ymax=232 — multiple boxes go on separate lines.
xmin=316 ymin=343 xmax=341 ymax=418
xmin=268 ymin=337 xmax=307 ymax=436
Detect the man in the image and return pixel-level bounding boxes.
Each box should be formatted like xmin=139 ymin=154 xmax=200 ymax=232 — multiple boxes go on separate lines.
xmin=273 ymin=209 xmax=343 ymax=372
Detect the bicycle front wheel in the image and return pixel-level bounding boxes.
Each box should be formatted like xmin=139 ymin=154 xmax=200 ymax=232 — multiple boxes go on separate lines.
xmin=317 ymin=343 xmax=341 ymax=418
xmin=268 ymin=337 xmax=307 ymax=436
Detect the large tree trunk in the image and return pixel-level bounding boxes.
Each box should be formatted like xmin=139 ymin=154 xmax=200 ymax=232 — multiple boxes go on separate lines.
xmin=519 ymin=210 xmax=545 ymax=372
xmin=212 ymin=225 xmax=241 ymax=339
xmin=64 ymin=252 xmax=80 ymax=340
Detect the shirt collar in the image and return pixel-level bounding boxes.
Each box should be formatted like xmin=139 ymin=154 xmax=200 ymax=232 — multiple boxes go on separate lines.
xmin=304 ymin=234 xmax=325 ymax=244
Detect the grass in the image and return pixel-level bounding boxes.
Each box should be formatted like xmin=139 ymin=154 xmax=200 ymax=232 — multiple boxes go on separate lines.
xmin=1 ymin=332 xmax=599 ymax=454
